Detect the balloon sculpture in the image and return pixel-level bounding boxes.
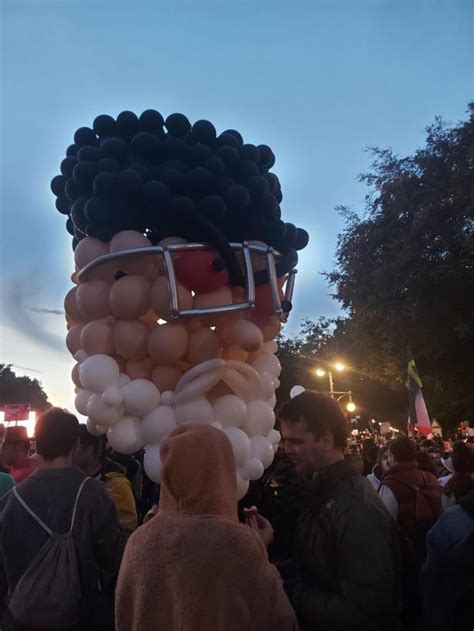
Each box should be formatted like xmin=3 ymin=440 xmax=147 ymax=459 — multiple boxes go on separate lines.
xmin=53 ymin=110 xmax=309 ymax=499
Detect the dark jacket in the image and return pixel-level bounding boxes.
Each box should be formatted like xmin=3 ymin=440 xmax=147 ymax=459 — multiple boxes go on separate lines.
xmin=421 ymin=491 xmax=474 ymax=631
xmin=285 ymin=457 xmax=400 ymax=631
xmin=0 ymin=467 xmax=124 ymax=629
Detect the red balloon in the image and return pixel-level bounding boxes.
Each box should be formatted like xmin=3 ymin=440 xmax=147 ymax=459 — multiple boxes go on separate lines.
xmin=174 ymin=251 xmax=229 ymax=295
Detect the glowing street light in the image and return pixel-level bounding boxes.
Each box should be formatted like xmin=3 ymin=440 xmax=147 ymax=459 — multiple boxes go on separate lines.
xmin=346 ymin=401 xmax=356 ymax=413
xmin=334 ymin=362 xmax=346 ymax=372
xmin=315 ymin=368 xmax=326 ymax=377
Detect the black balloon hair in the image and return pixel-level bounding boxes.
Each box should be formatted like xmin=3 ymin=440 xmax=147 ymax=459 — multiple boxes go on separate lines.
xmin=51 ymin=109 xmax=309 ymax=281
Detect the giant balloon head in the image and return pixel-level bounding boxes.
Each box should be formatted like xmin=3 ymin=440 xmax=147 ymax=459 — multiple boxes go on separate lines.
xmin=54 ymin=109 xmax=309 ymax=499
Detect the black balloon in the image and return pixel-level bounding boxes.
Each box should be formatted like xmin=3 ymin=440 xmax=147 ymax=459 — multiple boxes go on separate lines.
xmin=55 ymin=195 xmax=70 ymax=215
xmin=206 ymin=155 xmax=226 ymax=176
xmin=238 ymin=160 xmax=259 ymax=182
xmin=247 ymin=175 xmax=270 ymax=200
xmin=51 ymin=175 xmax=66 ymax=196
xmin=74 ymin=127 xmax=97 ymax=147
xmin=240 ymin=144 xmax=260 ymax=163
xmin=64 ymin=178 xmax=79 ymax=201
xmin=216 ymin=145 xmax=240 ymax=168
xmin=66 ymin=144 xmax=78 ymax=157
xmin=294 ymin=228 xmax=309 ymax=250
xmin=225 ymin=185 xmax=250 ymax=211
xmin=191 ymin=120 xmax=216 ymax=145
xmin=93 ymin=172 xmax=117 ymax=198
xmin=199 ymin=195 xmax=226 ymax=219
xmin=93 ymin=114 xmax=117 ymax=138
xmin=116 ymin=111 xmax=139 ymax=138
xmin=61 ymin=157 xmax=77 ymax=178
xmin=139 ymin=109 xmax=164 ymax=133
xmin=77 ymin=145 xmax=100 ymax=162
xmin=223 ymin=129 xmax=244 ymax=145
xmin=165 ymin=113 xmax=191 ymax=137
xmin=66 ymin=216 xmax=75 ymax=235
xmin=257 ymin=144 xmax=275 ymax=169
xmin=73 ymin=161 xmax=98 ymax=186
xmin=98 ymin=158 xmax=120 ymax=173
xmin=98 ymin=137 xmax=128 ymax=161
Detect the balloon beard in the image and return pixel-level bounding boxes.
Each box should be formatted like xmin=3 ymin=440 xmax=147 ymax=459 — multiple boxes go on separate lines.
xmin=67 ymin=231 xmax=297 ymax=500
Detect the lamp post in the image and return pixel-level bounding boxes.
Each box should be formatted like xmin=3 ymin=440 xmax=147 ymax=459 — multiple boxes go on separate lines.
xmin=313 ymin=362 xmax=357 ymax=413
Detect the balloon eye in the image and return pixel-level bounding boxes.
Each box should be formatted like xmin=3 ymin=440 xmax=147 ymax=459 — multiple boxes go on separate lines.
xmin=211 ymin=257 xmax=226 ymax=272
xmin=114 ymin=270 xmax=128 ymax=280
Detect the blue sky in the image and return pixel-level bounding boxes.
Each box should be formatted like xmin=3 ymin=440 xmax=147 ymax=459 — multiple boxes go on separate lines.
xmin=0 ymin=0 xmax=472 ymax=410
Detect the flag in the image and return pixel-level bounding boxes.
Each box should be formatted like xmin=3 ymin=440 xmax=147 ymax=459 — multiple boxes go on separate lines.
xmin=407 ymin=349 xmax=432 ymax=437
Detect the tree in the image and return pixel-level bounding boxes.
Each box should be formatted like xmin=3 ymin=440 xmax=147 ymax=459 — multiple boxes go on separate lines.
xmin=0 ymin=365 xmax=50 ymax=413
xmin=326 ymin=104 xmax=474 ymax=431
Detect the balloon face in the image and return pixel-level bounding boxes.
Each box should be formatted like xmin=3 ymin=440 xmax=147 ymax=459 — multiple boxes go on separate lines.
xmin=113 ymin=320 xmax=150 ymax=360
xmin=121 ymin=379 xmax=160 ymax=416
xmin=241 ymin=457 xmax=264 ymax=481
xmin=150 ymin=276 xmax=192 ymax=321
xmin=76 ymin=280 xmax=112 ymax=320
xmin=109 ymin=275 xmax=151 ymax=320
xmin=194 ymin=286 xmax=232 ymax=311
xmin=81 ymin=318 xmax=115 ymax=355
xmin=147 ymin=323 xmax=189 ymax=365
xmin=174 ymin=250 xmax=230 ymax=294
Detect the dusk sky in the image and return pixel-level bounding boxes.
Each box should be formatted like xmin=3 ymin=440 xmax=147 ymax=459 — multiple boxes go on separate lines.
xmin=1 ymin=0 xmax=472 ymax=412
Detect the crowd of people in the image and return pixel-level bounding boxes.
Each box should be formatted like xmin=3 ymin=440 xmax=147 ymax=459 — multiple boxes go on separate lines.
xmin=0 ymin=390 xmax=473 ymax=630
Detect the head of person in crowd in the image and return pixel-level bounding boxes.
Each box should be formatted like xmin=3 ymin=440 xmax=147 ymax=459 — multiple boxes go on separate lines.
xmin=416 ymin=449 xmax=437 ymax=474
xmin=73 ymin=425 xmax=102 ymax=475
xmin=388 ymin=436 xmax=417 ymax=467
xmin=159 ymin=424 xmax=238 ymax=520
xmin=35 ymin=407 xmax=79 ymax=465
xmin=443 ymin=441 xmax=474 ymax=502
xmin=421 ymin=438 xmax=434 ymax=453
xmin=2 ymin=426 xmax=30 ymax=467
xmin=377 ymin=445 xmax=391 ymax=473
xmin=278 ymin=390 xmax=347 ymax=478
xmin=428 ymin=448 xmax=442 ymax=468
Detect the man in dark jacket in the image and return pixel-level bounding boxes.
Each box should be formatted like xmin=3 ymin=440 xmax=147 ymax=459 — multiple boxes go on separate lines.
xmin=421 ymin=489 xmax=474 ymax=631
xmin=249 ymin=390 xmax=400 ymax=631
xmin=0 ymin=408 xmax=124 ymax=630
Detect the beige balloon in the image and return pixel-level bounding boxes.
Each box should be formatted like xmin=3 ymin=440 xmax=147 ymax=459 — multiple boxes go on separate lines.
xmin=194 ymin=286 xmax=233 ymax=310
xmin=109 ymin=230 xmax=152 ymax=275
xmin=141 ymin=309 xmax=158 ymax=328
xmin=66 ymin=323 xmax=84 ymax=355
xmin=74 ymin=237 xmax=109 ymax=270
xmin=81 ymin=318 xmax=115 ymax=355
xmin=150 ymin=276 xmax=193 ymax=321
xmin=113 ymin=320 xmax=150 ymax=360
xmin=76 ymin=280 xmax=111 ymax=321
xmin=111 ymin=355 xmax=127 ymax=373
xmin=126 ymin=357 xmax=155 ymax=380
xmin=71 ymin=363 xmax=82 ymax=387
xmin=186 ymin=328 xmax=222 ymax=365
xmin=109 ymin=275 xmax=151 ymax=320
xmin=151 ymin=365 xmax=183 ymax=391
xmin=64 ymin=287 xmax=84 ymax=322
xmin=229 ymin=319 xmax=263 ymax=353
xmin=147 ymin=323 xmax=189 ymax=365
xmin=253 ymin=316 xmax=282 ymax=342
xmin=222 ymin=345 xmax=249 ymax=362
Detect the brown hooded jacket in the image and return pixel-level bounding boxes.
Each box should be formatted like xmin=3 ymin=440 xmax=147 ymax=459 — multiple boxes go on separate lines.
xmin=116 ymin=424 xmax=298 ymax=631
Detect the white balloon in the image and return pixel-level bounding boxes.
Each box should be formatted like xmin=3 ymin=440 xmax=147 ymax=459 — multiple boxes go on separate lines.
xmin=87 ymin=393 xmax=125 ymax=426
xmin=259 ymin=372 xmax=275 ymax=401
xmin=175 ymin=396 xmax=214 ymax=425
xmin=75 ymin=389 xmax=91 ymax=416
xmin=142 ymin=406 xmax=177 ymax=444
xmin=213 ymin=395 xmax=248 ymax=428
xmin=74 ymin=350 xmax=89 ymax=363
xmin=102 ymin=385 xmax=123 ymax=407
xmin=86 ymin=417 xmax=103 ymax=437
xmin=262 ymin=340 xmax=278 ymax=354
xmin=79 ymin=354 xmax=120 ymax=393
xmin=240 ymin=457 xmax=264 ymax=481
xmin=267 ymin=429 xmax=281 ymax=445
xmin=210 ymin=420 xmax=223 ymax=430
xmin=107 ymin=415 xmax=143 ymax=454
xmin=250 ymin=435 xmax=275 ymax=469
xmin=266 ymin=394 xmax=277 ymax=408
xmin=143 ymin=444 xmax=162 ymax=483
xmin=222 ymin=368 xmax=252 ymax=401
xmin=118 ymin=373 xmax=131 ymax=387
xmin=252 ymin=352 xmax=281 ymax=378
xmin=222 ymin=427 xmax=251 ymax=467
xmin=290 ymin=385 xmax=305 ymax=399
xmin=236 ymin=472 xmax=250 ymax=500
xmin=160 ymin=390 xmax=175 ymax=406
xmin=121 ymin=379 xmax=160 ymax=416
xmin=173 ymin=368 xmax=224 ymax=404
xmin=245 ymin=400 xmax=275 ymax=436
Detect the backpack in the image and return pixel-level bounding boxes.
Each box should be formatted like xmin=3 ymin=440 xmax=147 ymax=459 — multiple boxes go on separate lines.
xmin=8 ymin=478 xmax=90 ymax=628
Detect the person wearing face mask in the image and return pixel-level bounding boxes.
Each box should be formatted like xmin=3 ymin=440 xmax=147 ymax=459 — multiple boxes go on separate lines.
xmin=367 ymin=446 xmax=391 ymax=491
xmin=247 ymin=391 xmax=400 ymax=631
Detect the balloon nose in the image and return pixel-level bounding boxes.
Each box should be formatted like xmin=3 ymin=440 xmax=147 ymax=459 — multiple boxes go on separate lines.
xmin=211 ymin=256 xmax=226 ymax=272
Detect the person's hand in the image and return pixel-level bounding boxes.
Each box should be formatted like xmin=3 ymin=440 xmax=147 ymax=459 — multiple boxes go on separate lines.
xmin=244 ymin=506 xmax=274 ymax=549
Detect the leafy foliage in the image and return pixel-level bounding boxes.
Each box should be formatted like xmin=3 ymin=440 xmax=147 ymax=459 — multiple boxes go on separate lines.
xmin=0 ymin=365 xmax=50 ymax=412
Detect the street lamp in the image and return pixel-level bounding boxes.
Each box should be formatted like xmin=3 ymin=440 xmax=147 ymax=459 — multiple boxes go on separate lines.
xmin=346 ymin=401 xmax=356 ymax=413
xmin=315 ymin=368 xmax=326 ymax=378
xmin=313 ymin=361 xmax=346 ymax=398
xmin=334 ymin=362 xmax=346 ymax=372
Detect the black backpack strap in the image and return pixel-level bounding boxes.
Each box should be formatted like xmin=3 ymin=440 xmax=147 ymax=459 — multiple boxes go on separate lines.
xmin=70 ymin=477 xmax=91 ymax=532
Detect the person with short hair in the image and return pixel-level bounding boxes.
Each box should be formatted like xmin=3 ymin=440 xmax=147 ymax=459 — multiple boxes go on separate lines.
xmin=74 ymin=425 xmax=138 ymax=535
xmin=2 ymin=426 xmax=39 ymax=483
xmin=248 ymin=390 xmax=400 ymax=631
xmin=0 ymin=408 xmax=123 ymax=630
xmin=367 ymin=445 xmax=391 ymax=492
xmin=441 ymin=441 xmax=474 ymax=511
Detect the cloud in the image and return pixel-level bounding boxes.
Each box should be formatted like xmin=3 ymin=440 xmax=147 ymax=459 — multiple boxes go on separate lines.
xmin=12 ymin=364 xmax=43 ymax=375
xmin=30 ymin=307 xmax=64 ymax=315
xmin=1 ymin=272 xmax=65 ymax=354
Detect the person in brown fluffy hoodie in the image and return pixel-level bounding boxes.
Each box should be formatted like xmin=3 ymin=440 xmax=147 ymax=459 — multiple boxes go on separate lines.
xmin=116 ymin=424 xmax=298 ymax=631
